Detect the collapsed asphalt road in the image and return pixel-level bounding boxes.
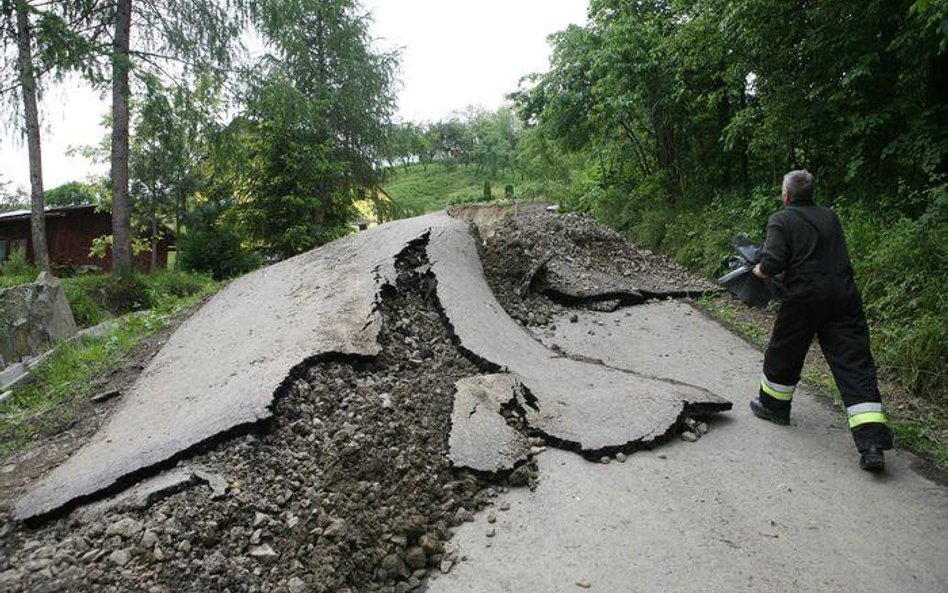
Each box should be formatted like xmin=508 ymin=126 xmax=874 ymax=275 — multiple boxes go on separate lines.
xmin=2 ymin=210 xmax=944 ymax=593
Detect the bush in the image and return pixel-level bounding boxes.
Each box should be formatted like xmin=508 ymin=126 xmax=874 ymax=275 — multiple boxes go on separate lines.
xmin=2 ymin=248 xmax=36 ymax=278
xmin=178 ymin=227 xmax=260 ymax=280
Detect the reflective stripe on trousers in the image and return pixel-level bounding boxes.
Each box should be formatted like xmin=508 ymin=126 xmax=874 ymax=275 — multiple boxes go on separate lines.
xmin=847 ymin=402 xmax=887 ymax=428
xmin=760 ymin=375 xmax=795 ymax=401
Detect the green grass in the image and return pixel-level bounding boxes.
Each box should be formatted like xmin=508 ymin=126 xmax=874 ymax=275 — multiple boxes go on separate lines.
xmin=0 ymin=276 xmax=219 ymax=455
xmin=383 ymin=163 xmax=519 ymax=216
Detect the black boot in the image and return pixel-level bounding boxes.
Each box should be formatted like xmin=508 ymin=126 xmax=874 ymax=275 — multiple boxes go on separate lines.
xmin=859 ymin=446 xmax=885 ymax=472
xmin=749 ymin=397 xmax=790 ymax=426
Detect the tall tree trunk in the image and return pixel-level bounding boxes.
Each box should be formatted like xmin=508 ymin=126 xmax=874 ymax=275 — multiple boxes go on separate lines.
xmin=111 ymin=0 xmax=133 ymax=275
xmin=15 ymin=0 xmax=50 ymax=273
xmin=150 ymin=194 xmax=158 ymax=272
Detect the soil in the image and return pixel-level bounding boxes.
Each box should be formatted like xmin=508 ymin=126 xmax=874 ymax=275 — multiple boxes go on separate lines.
xmin=0 ymin=241 xmax=535 ymax=593
xmin=479 ymin=210 xmax=717 ymax=326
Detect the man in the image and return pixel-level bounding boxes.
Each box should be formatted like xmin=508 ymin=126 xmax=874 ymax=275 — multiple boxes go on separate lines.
xmin=750 ymin=170 xmax=893 ymax=472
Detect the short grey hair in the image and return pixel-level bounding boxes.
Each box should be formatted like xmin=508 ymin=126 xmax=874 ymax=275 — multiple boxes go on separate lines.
xmin=782 ymin=170 xmax=814 ymax=201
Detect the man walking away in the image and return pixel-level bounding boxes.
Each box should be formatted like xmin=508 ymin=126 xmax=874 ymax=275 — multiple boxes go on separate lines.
xmin=749 ymin=170 xmax=893 ymax=472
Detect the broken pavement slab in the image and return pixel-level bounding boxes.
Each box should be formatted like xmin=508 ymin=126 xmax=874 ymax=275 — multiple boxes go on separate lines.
xmin=427 ymin=214 xmax=731 ymax=454
xmin=448 ymin=374 xmax=532 ymax=473
xmin=13 ymin=215 xmax=439 ymax=521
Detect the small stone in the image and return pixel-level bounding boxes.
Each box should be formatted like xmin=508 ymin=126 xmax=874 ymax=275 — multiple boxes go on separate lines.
xmin=600 ymin=456 xmax=610 ymax=464
xmin=249 ymin=544 xmax=279 ymax=561
xmin=176 ymin=540 xmax=192 ymax=554
xmin=324 ymin=519 xmax=348 ymax=538
xmin=419 ymin=534 xmax=441 ymax=554
xmin=487 ymin=511 xmax=497 ymax=524
xmin=499 ymin=501 xmax=511 ymax=511
xmin=486 ymin=527 xmax=496 ymax=538
xmin=680 ymin=431 xmax=699 ymax=442
xmin=569 ymin=314 xmax=579 ymax=323
xmin=80 ymin=549 xmax=100 ymax=563
xmin=108 ymin=549 xmax=131 ymax=566
xmin=404 ymin=546 xmax=427 ymax=570
xmin=287 ymin=576 xmax=308 ymax=593
xmin=439 ymin=559 xmax=454 ymax=574
xmin=287 ymin=515 xmax=300 ymax=529
xmin=252 ymin=512 xmax=270 ymax=528
xmin=696 ymin=422 xmax=709 ymax=435
xmin=615 ymin=452 xmax=627 ymax=463
xmin=250 ymin=529 xmax=263 ymax=545
xmin=576 ymin=578 xmax=592 ymax=588
xmin=140 ymin=530 xmax=158 ymax=549
xmin=152 ymin=547 xmax=166 ymax=562
xmin=657 ymin=454 xmax=667 ymax=460
xmin=105 ymin=517 xmax=143 ymax=539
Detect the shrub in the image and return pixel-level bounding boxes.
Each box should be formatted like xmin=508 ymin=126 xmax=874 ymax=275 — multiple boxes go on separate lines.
xmin=2 ymin=248 xmax=36 ymax=278
xmin=178 ymin=227 xmax=260 ymax=280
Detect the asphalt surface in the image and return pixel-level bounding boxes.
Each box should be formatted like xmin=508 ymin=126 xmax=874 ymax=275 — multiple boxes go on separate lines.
xmin=427 ymin=302 xmax=948 ymax=593
xmin=13 ymin=215 xmax=437 ymax=520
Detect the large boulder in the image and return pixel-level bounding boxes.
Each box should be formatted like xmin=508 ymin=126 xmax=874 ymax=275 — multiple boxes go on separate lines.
xmin=0 ymin=272 xmax=77 ymax=367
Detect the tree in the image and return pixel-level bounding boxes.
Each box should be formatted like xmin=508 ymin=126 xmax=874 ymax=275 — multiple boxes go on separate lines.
xmin=2 ymin=0 xmax=102 ymax=271
xmin=100 ymin=0 xmax=242 ymax=274
xmin=219 ymin=0 xmax=397 ymax=258
xmin=45 ymin=180 xmax=105 ymax=206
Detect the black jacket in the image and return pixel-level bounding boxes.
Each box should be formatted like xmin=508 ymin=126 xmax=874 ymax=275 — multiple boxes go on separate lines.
xmin=759 ymin=201 xmax=856 ymax=301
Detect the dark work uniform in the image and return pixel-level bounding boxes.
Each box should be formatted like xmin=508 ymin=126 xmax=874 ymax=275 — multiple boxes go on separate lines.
xmin=758 ymin=199 xmax=893 ymax=452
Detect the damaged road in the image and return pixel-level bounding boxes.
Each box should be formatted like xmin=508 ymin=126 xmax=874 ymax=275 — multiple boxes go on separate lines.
xmin=13 ymin=213 xmax=729 ymax=523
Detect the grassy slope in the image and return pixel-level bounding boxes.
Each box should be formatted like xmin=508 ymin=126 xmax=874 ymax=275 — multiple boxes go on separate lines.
xmin=382 ymin=163 xmax=519 ymax=215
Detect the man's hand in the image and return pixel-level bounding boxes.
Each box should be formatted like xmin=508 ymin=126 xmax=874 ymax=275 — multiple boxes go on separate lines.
xmin=752 ymin=263 xmax=768 ymax=279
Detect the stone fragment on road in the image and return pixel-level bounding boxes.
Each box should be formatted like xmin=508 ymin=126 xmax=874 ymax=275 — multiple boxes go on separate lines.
xmin=681 ymin=431 xmax=699 ymax=442
xmin=447 ymin=374 xmax=532 ymax=473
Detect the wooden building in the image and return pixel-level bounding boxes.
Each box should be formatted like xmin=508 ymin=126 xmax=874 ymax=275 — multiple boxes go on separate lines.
xmin=0 ymin=205 xmax=172 ymax=272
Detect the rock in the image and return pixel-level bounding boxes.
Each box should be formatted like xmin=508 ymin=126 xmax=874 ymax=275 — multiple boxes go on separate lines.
xmin=249 ymin=544 xmax=279 ymax=561
xmin=600 ymin=456 xmax=610 ymax=464
xmin=323 ymin=519 xmax=347 ymax=538
xmin=615 ymin=452 xmax=627 ymax=463
xmin=499 ymin=501 xmax=511 ymax=511
xmin=508 ymin=465 xmax=532 ymax=487
xmin=680 ymin=431 xmax=699 ymax=442
xmin=380 ymin=553 xmax=406 ymax=576
xmin=105 ymin=517 xmax=143 ymax=539
xmin=487 ymin=510 xmax=497 ymax=524
xmin=0 ymin=273 xmax=77 ymax=367
xmin=152 ymin=547 xmax=166 ymax=562
xmin=404 ymin=547 xmax=427 ymax=570
xmin=140 ymin=530 xmax=158 ymax=549
xmin=419 ymin=534 xmax=441 ymax=554
xmin=576 ymin=578 xmax=592 ymax=588
xmin=439 ymin=559 xmax=454 ymax=574
xmin=697 ymin=422 xmax=709 ymax=435
xmin=176 ymin=540 xmax=191 ymax=554
xmin=0 ymin=569 xmax=23 ymax=588
xmin=287 ymin=576 xmax=308 ymax=593
xmin=454 ymin=508 xmax=474 ymax=524
xmin=252 ymin=511 xmax=270 ymax=527
xmin=486 ymin=527 xmax=496 ymax=538
xmin=569 ymin=314 xmax=579 ymax=323
xmin=108 ymin=549 xmax=131 ymax=566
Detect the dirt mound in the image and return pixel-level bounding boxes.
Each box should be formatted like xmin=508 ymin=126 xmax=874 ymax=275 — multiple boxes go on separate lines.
xmin=480 ymin=211 xmax=718 ymax=325
xmin=0 ymin=242 xmax=536 ymax=593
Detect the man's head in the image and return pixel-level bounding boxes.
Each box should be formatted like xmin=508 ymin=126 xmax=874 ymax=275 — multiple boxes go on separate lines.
xmin=781 ymin=169 xmax=814 ymax=205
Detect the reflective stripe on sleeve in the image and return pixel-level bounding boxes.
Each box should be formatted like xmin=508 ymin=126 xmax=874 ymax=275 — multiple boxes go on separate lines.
xmin=760 ymin=375 xmax=795 ymax=401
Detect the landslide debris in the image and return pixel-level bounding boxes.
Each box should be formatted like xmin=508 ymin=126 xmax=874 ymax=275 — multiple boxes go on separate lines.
xmin=0 ymin=240 xmax=534 ymax=593
xmin=480 ymin=211 xmax=718 ymax=325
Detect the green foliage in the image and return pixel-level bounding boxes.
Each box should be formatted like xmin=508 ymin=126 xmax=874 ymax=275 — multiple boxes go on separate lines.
xmin=1 ymin=246 xmax=35 ymax=277
xmin=61 ymin=270 xmax=217 ymax=327
xmin=178 ymin=223 xmax=260 ymax=281
xmin=44 ymin=181 xmax=105 ymax=206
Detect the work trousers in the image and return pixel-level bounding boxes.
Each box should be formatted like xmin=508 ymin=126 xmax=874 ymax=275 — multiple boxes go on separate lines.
xmin=758 ymin=294 xmax=893 ymax=452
